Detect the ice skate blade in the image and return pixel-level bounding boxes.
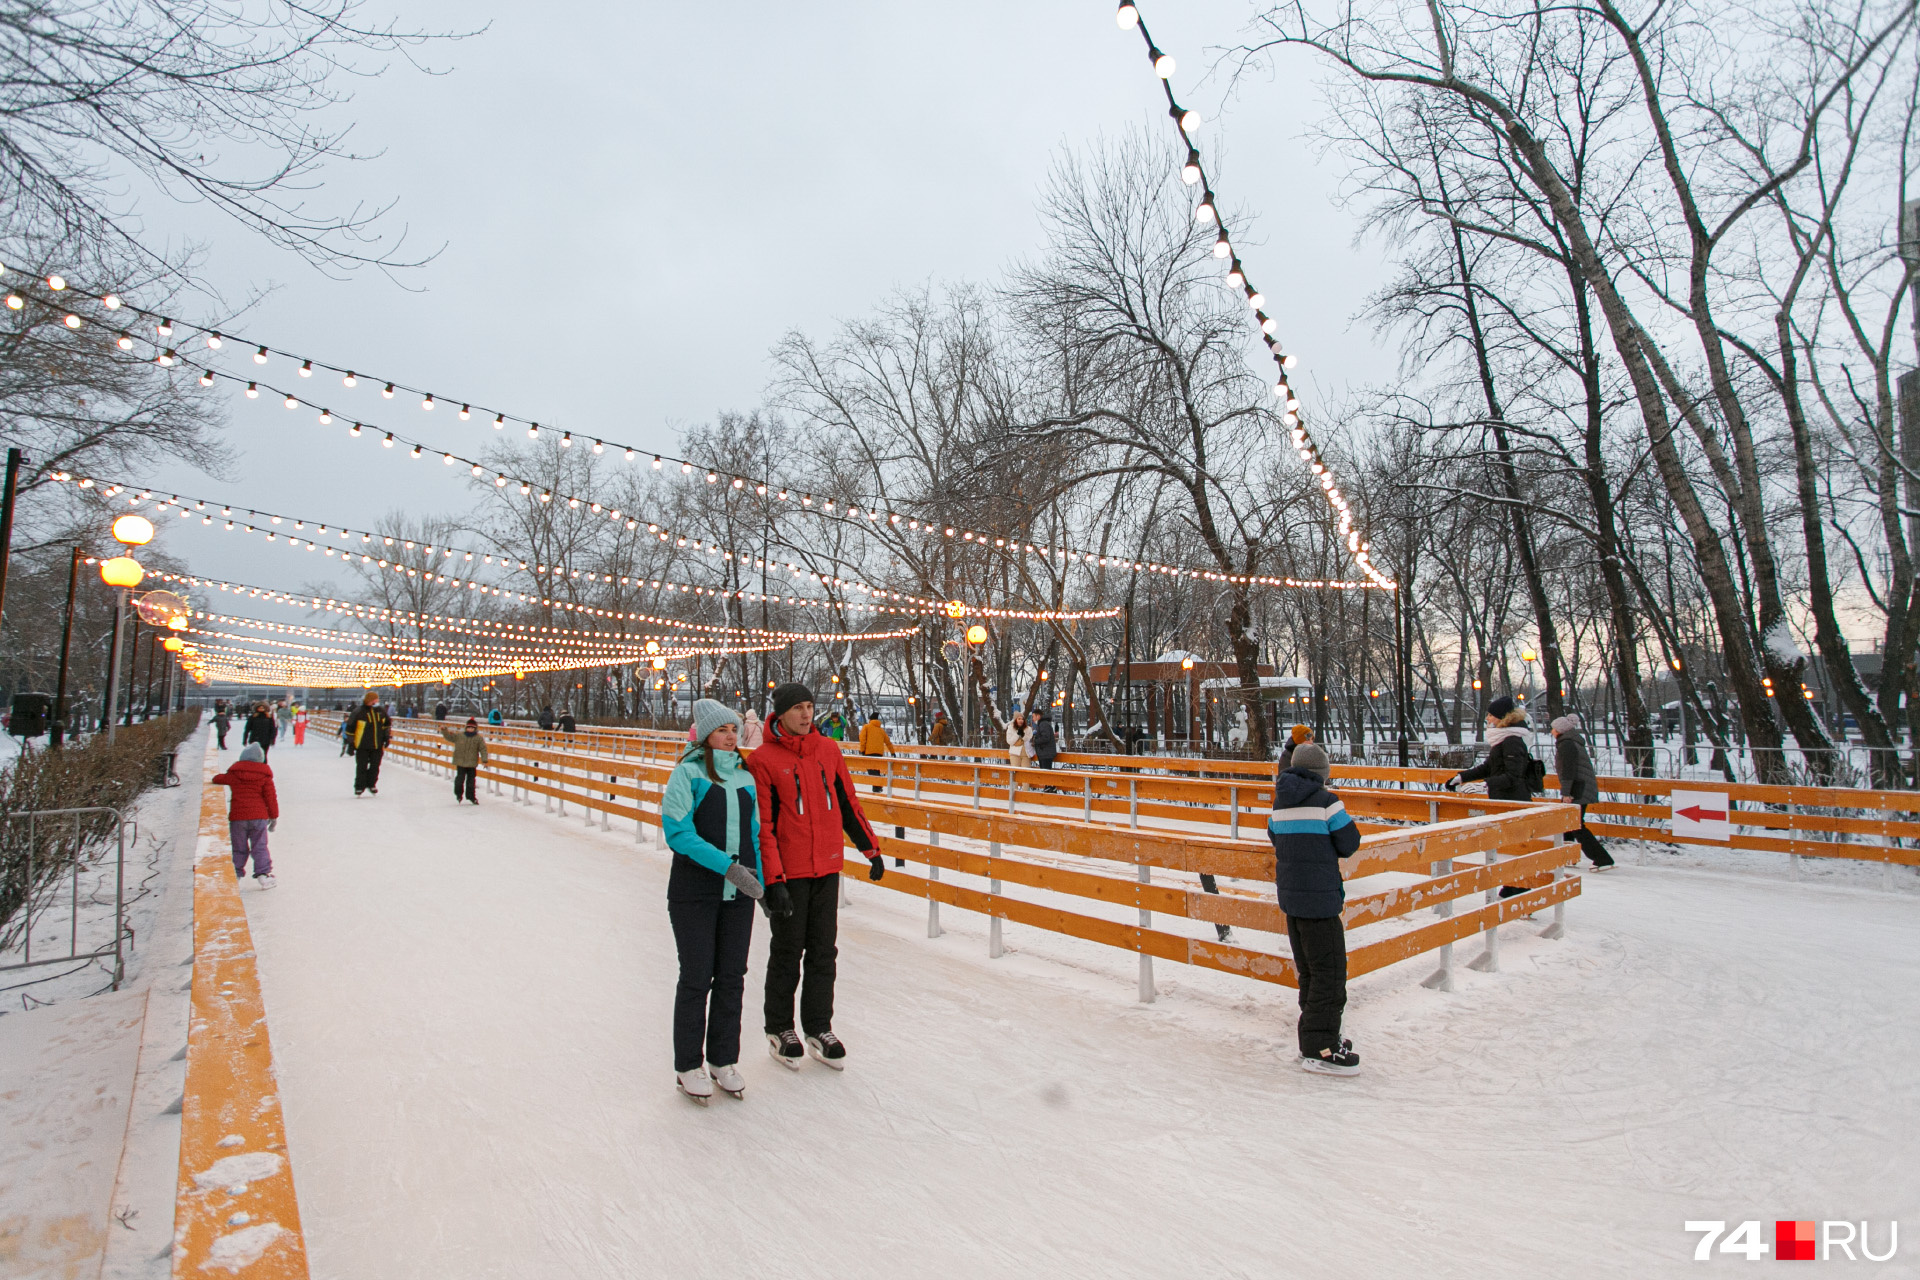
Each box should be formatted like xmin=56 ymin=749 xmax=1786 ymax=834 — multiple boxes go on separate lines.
xmin=767 ymin=1038 xmax=803 ymax=1070
xmin=805 ymin=1042 xmax=846 ymax=1071
xmin=1298 ymin=1057 xmax=1361 ymax=1077
xmin=676 ymin=1084 xmax=711 ymax=1106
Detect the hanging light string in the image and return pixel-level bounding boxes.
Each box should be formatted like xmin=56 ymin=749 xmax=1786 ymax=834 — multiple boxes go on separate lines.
xmin=1110 ymin=2 xmax=1392 ymax=589
xmin=188 ymin=615 xmax=780 ymax=663
xmin=5 ymin=266 xmax=1386 ymax=590
xmin=174 ymin=637 xmax=766 ymax=688
xmin=65 ymin=474 xmax=1127 ymax=622
xmin=144 ymin=571 xmax=931 ymax=647
xmin=144 ymin=570 xmax=937 ymax=648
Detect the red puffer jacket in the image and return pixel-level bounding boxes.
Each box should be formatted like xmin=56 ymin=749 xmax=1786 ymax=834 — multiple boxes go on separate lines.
xmin=211 ymin=760 xmax=279 ymax=821
xmin=747 ymin=723 xmax=878 ymax=882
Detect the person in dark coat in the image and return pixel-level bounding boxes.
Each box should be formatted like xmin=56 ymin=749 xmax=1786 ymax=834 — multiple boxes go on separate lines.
xmin=537 ymin=705 xmax=555 ymax=732
xmin=1277 ymin=723 xmax=1314 ymax=772
xmin=560 ymin=709 xmax=577 ymax=733
xmin=241 ymin=702 xmax=277 ymax=758
xmin=1269 ymin=743 xmax=1362 ymax=1075
xmin=1030 ymin=710 xmax=1058 ymax=768
xmin=1552 ymin=715 xmax=1615 ymax=868
xmin=346 ymin=691 xmax=391 ymax=796
xmin=212 ymin=704 xmax=232 ymax=751
xmin=1447 ymin=696 xmax=1537 ymax=801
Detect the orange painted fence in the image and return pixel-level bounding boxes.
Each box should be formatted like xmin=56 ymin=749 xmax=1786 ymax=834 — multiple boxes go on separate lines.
xmin=321 ymin=714 xmax=1582 ymax=996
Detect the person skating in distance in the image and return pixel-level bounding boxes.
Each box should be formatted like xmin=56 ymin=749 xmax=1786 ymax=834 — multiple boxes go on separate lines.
xmin=1270 ymin=743 xmax=1362 ymax=1076
xmin=440 ymin=717 xmax=489 ymax=805
xmin=663 ymin=700 xmax=766 ymax=1104
xmin=346 ymin=690 xmax=391 ymax=796
xmin=748 ymin=681 xmax=883 ymax=1070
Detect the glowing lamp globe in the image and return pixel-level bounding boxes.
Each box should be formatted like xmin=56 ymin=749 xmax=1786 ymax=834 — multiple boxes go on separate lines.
xmin=1521 ymin=647 xmax=1537 ymax=663
xmin=944 ymin=599 xmax=966 ymax=621
xmin=965 ymin=624 xmax=988 ymax=645
xmin=100 ymin=556 xmax=145 ymax=588
xmin=1181 ymin=656 xmax=1195 ymax=670
xmin=168 ymin=616 xmax=188 ymax=630
xmin=162 ymin=636 xmax=184 ymax=652
xmin=111 ymin=514 xmax=155 ymax=546
xmin=645 ymin=639 xmax=661 ymax=655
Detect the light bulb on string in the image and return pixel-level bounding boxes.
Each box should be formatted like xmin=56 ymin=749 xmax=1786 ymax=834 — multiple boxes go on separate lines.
xmin=103 ymin=294 xmax=120 ymax=309
xmin=382 ymin=383 xmax=394 ymax=398
xmin=350 ymin=423 xmax=362 ymax=437
xmin=1150 ymin=47 xmax=1174 ymax=77
xmin=283 ymin=394 xmax=298 ymax=409
xmin=1181 ymin=149 xmax=1202 ymax=184
xmin=299 ymin=361 xmax=312 ymax=377
xmin=1178 ymin=106 xmax=1201 ymax=132
xmin=246 ymin=382 xmax=259 ymax=398
xmin=1116 ymin=1 xmax=1138 ymax=27
xmin=157 ymin=349 xmax=175 ymax=366
xmin=116 ymin=335 xmax=134 ymax=350
xmin=458 ymin=404 xmax=470 ymax=420
xmin=343 ymin=371 xmax=357 ymax=386
xmin=592 ymin=439 xmax=604 ymax=454
xmin=156 ymin=318 xmax=172 ymax=335
xmin=48 ymin=275 xmax=67 ymax=291
xmin=253 ymin=346 xmax=268 ymax=364
xmin=1195 ymin=192 xmax=1216 ymax=224
xmin=493 ymin=414 xmax=504 ymax=429
xmin=528 ymin=423 xmax=540 ymax=439
xmin=1212 ymin=233 xmax=1231 ymax=259
xmin=4 ymin=295 xmax=20 ymax=310
xmin=560 ymin=431 xmax=572 ymax=447
xmin=1227 ymin=260 xmax=1245 ymax=288
xmin=198 ymin=371 xmax=214 ymax=387
xmin=422 ymin=394 xmax=435 ymax=411
xmin=383 ymin=433 xmax=395 ymax=448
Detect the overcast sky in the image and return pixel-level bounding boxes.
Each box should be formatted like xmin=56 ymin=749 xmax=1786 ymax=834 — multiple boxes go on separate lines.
xmin=135 ymin=0 xmax=1388 ymax=590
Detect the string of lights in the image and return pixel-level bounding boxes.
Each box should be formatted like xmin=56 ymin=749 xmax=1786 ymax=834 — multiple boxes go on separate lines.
xmin=3 ymin=266 xmax=1388 ymax=591
xmin=67 ymin=475 xmax=1128 ymax=622
xmin=1110 ymin=2 xmax=1393 ymax=589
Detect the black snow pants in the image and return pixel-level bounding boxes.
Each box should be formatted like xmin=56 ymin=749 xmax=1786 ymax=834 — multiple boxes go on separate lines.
xmin=353 ymin=746 xmax=384 ymax=794
xmin=1570 ymin=804 xmax=1614 ymax=867
xmin=668 ymin=895 xmax=756 ymax=1072
xmin=1286 ymin=913 xmax=1348 ymax=1057
xmin=454 ymin=766 xmax=477 ymax=803
xmin=763 ymin=872 xmax=840 ymax=1037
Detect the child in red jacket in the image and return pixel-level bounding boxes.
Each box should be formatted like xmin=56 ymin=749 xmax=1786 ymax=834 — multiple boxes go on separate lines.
xmin=212 ymin=742 xmax=280 ymax=888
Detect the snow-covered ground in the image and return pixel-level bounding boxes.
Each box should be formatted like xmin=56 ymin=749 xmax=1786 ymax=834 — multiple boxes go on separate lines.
xmin=235 ymin=740 xmax=1920 ymax=1279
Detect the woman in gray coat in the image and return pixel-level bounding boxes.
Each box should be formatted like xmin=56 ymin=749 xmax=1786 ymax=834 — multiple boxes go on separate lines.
xmin=1551 ymin=715 xmax=1615 ymax=868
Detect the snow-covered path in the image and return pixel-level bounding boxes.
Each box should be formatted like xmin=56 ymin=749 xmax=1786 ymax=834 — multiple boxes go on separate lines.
xmin=233 ymin=738 xmax=1920 ymax=1279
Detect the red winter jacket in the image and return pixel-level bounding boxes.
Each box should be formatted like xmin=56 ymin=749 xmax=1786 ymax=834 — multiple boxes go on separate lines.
xmin=211 ymin=760 xmax=279 ymax=821
xmin=747 ymin=722 xmax=879 ymax=882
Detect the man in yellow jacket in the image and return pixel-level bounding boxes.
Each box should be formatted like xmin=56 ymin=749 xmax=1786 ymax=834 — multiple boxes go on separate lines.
xmin=347 ymin=691 xmax=391 ymax=797
xmin=857 ymin=712 xmax=905 ymax=857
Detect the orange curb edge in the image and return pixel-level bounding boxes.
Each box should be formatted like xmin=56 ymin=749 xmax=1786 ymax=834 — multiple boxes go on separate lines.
xmin=172 ymin=742 xmax=309 ymax=1277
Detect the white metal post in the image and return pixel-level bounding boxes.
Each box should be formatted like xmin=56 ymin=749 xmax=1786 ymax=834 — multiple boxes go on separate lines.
xmin=1468 ymin=846 xmax=1502 ymax=972
xmin=987 ymin=839 xmax=1003 ymax=958
xmin=927 ymin=830 xmax=943 ymax=937
xmin=1137 ymin=862 xmax=1155 ymax=1002
xmin=1421 ymin=857 xmax=1455 ymax=991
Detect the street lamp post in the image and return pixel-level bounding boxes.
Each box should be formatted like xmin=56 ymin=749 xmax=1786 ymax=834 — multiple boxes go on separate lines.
xmin=98 ymin=514 xmax=154 ymax=743
xmin=51 ymin=546 xmax=81 ymax=748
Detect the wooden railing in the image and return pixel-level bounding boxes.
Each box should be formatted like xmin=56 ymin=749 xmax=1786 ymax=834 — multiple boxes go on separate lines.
xmin=318 ymin=714 xmax=1582 ymax=996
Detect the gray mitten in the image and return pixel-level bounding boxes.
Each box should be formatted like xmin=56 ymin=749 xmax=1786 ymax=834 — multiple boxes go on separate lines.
xmin=724 ymin=863 xmax=765 ymax=899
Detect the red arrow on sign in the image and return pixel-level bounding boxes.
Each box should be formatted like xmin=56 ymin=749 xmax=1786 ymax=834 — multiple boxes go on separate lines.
xmin=1676 ymin=804 xmax=1728 ymax=823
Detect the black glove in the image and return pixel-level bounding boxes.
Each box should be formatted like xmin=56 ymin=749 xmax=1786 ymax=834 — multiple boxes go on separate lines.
xmin=761 ymin=881 xmax=793 ymax=919
xmin=867 ymin=854 xmax=885 ymax=882
xmin=1443 ymin=775 xmax=1459 ymax=792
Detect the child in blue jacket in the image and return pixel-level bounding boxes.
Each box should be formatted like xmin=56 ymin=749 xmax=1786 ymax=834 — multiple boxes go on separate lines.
xmin=1269 ymin=743 xmax=1363 ymax=1075
xmin=662 ymin=700 xmax=765 ymax=1104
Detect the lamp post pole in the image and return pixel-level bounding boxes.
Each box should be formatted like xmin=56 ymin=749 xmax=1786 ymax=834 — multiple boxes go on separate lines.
xmin=0 ymin=448 xmax=27 ymax=639
xmin=103 ymin=589 xmax=127 ymax=744
xmin=51 ymin=546 xmax=80 ymax=748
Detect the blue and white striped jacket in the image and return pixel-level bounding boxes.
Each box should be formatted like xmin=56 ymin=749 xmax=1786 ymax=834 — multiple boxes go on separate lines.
xmin=1268 ymin=767 xmax=1361 ymax=918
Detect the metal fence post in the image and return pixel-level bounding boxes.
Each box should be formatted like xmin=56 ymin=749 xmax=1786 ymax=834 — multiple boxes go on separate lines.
xmin=1228 ymin=785 xmax=1239 ymax=840
xmin=1540 ymin=863 xmax=1567 ymax=940
xmin=1468 ymin=845 xmax=1502 ymax=972
xmin=927 ymin=830 xmax=943 ymax=937
xmin=988 ymin=839 xmax=1004 ymax=958
xmin=1421 ymin=857 xmax=1454 ymax=990
xmin=1084 ymin=775 xmax=1093 ymax=822
xmin=971 ymin=765 xmax=981 ymax=809
xmin=1137 ymin=861 xmax=1155 ymax=1002
xmin=1129 ymin=778 xmax=1139 ymax=830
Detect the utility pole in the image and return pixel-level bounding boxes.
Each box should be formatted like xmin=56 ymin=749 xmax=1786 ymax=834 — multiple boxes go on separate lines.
xmin=51 ymin=547 xmax=80 ymax=747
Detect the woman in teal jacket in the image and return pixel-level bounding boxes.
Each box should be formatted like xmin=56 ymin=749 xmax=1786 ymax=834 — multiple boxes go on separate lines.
xmin=662 ymin=699 xmax=765 ymax=1104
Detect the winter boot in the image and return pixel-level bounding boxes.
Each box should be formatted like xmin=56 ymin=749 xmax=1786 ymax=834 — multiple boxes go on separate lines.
xmin=711 ymin=1064 xmax=746 ymax=1098
xmin=676 ymin=1067 xmax=714 ymax=1105
xmin=767 ymin=1030 xmax=803 ymax=1069
xmin=805 ymin=1031 xmax=847 ymax=1070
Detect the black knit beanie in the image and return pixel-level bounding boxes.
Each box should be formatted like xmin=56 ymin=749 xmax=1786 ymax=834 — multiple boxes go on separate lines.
xmin=1487 ymin=694 xmax=1517 ymax=719
xmin=771 ymin=682 xmax=814 ymax=719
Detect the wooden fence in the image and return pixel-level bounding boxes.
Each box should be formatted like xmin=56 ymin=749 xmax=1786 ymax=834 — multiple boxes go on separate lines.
xmin=317 ymin=714 xmax=1582 ymax=996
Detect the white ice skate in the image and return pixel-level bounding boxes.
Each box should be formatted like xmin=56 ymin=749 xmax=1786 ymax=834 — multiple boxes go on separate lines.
xmin=253 ymin=874 xmax=277 ymax=890
xmin=676 ymin=1067 xmax=714 ymax=1105
xmin=767 ymin=1030 xmax=804 ymax=1070
xmin=711 ymin=1064 xmax=746 ymax=1098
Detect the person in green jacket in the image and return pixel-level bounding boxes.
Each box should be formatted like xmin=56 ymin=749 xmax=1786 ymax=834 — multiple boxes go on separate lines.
xmin=438 ymin=717 xmax=489 ymax=805
xmin=662 ymin=699 xmax=766 ymax=1105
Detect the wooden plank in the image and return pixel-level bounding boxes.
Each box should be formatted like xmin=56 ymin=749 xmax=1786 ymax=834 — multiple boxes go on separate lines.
xmin=174 ymin=746 xmax=309 ymax=1278
xmin=1348 ymin=876 xmax=1581 ymax=978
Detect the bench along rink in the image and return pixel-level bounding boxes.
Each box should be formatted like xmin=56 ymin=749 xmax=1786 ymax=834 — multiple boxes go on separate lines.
xmin=236 ymin=742 xmax=1919 ymax=1278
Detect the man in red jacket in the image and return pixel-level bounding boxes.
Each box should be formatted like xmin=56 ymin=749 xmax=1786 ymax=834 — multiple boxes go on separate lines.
xmin=748 ymin=682 xmax=883 ymax=1069
xmin=211 ymin=742 xmax=280 ymax=888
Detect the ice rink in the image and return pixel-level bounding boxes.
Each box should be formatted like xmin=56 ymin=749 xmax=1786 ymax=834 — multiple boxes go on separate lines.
xmin=231 ymin=735 xmax=1920 ymax=1279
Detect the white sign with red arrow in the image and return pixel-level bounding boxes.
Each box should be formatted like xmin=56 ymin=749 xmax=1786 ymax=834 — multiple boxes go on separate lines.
xmin=1671 ymin=790 xmax=1733 ymax=843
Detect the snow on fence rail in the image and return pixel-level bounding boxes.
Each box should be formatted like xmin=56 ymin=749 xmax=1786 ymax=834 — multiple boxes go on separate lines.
xmin=319 ymin=715 xmax=1581 ymax=997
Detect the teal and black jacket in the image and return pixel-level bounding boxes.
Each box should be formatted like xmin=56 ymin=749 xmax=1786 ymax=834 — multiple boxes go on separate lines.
xmin=661 ymin=746 xmax=761 ymax=903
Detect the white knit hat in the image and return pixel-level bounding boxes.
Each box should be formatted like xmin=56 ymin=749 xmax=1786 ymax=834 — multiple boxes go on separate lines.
xmin=690 ymin=698 xmax=741 ymax=745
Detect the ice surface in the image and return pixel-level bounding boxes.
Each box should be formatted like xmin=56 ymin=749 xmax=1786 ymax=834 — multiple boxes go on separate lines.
xmin=237 ymin=741 xmax=1920 ymax=1279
